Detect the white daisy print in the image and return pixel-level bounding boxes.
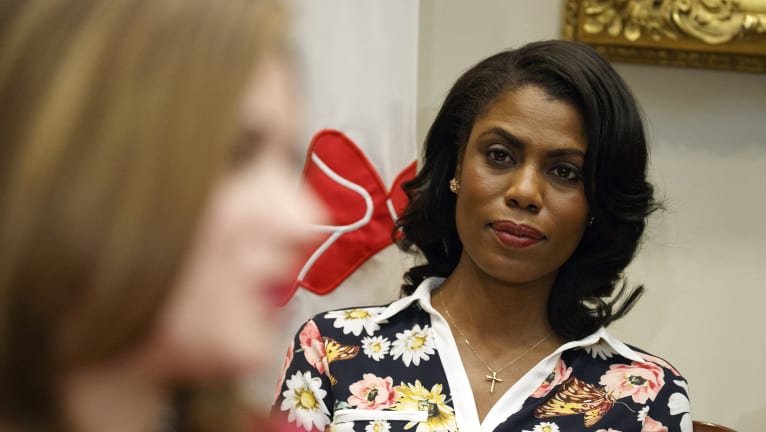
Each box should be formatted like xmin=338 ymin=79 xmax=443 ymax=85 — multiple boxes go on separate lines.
xmin=674 ymin=379 xmax=689 ymax=393
xmin=361 ymin=335 xmax=391 ymax=361
xmin=584 ymin=340 xmax=616 ymax=360
xmin=280 ymin=371 xmax=331 ymax=431
xmin=637 ymin=405 xmax=650 ymax=422
xmin=533 ymin=422 xmax=560 ymax=432
xmin=668 ymin=392 xmax=690 ymax=416
xmin=667 ymin=390 xmax=693 ymax=432
xmin=680 ymin=413 xmax=693 ymax=432
xmin=523 ymin=422 xmax=560 ymax=432
xmin=328 ymin=423 xmax=355 ymax=432
xmin=325 ymin=307 xmax=387 ymax=336
xmin=390 ymin=324 xmax=435 ymax=367
xmin=365 ymin=420 xmax=391 ymax=432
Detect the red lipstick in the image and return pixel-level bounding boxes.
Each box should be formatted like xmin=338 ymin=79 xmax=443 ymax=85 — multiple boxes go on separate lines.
xmin=491 ymin=220 xmax=545 ymax=248
xmin=263 ymin=280 xmax=292 ymax=308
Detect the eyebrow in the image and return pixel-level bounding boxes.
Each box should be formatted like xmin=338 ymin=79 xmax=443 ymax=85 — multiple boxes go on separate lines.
xmin=477 ymin=127 xmax=586 ymax=159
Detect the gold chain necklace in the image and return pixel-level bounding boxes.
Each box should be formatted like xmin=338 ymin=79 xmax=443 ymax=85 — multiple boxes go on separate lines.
xmin=439 ymin=291 xmax=550 ymax=395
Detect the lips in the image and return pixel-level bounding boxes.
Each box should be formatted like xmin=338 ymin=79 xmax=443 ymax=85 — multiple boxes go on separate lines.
xmin=490 ymin=220 xmax=545 ymax=248
xmin=262 ymin=279 xmax=292 ymax=308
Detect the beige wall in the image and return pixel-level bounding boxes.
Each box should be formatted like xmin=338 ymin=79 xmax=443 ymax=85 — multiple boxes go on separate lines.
xmin=418 ymin=1 xmax=766 ymax=430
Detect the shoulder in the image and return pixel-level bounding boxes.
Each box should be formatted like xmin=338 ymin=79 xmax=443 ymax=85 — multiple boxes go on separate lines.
xmin=563 ymin=330 xmax=688 ymax=383
xmin=565 ymin=339 xmax=689 ymax=389
xmin=617 ymin=346 xmax=692 ymax=430
xmin=292 ymin=299 xmax=436 ymax=352
xmin=625 ymin=344 xmax=686 ymax=380
xmin=550 ymin=341 xmax=692 ymax=430
xmin=309 ymin=304 xmax=391 ymax=324
xmin=296 ymin=304 xmax=393 ymax=338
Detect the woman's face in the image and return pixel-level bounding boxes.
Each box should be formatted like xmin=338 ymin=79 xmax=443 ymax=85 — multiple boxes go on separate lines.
xmin=454 ymin=85 xmax=589 ymax=288
xmin=146 ymin=56 xmax=323 ymax=379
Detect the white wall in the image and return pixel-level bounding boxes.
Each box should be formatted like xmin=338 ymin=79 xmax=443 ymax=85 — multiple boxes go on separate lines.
xmin=418 ymin=1 xmax=766 ymax=430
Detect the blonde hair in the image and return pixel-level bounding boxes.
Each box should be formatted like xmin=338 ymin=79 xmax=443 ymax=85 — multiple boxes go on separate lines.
xmin=0 ymin=0 xmax=285 ymax=428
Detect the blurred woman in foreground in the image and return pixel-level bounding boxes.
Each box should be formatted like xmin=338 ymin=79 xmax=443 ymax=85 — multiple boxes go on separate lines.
xmin=0 ymin=0 xmax=321 ymax=430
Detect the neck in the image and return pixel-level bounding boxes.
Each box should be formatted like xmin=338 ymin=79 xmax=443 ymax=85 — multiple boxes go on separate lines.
xmin=438 ymin=255 xmax=557 ymax=343
xmin=62 ymin=355 xmax=168 ymax=432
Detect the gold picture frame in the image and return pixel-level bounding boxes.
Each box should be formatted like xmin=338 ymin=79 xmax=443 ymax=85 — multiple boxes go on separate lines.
xmin=562 ymin=0 xmax=766 ymax=73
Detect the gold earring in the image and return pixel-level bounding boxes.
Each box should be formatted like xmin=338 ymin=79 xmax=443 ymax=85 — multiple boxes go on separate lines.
xmin=449 ymin=178 xmax=460 ymax=194
xmin=588 ymin=216 xmax=595 ymax=226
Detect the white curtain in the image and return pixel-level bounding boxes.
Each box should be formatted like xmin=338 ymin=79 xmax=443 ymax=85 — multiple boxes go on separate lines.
xmin=250 ymin=0 xmax=420 ymax=405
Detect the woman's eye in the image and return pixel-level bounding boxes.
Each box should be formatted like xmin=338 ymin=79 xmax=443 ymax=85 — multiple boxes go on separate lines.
xmin=230 ymin=130 xmax=266 ymax=167
xmin=487 ymin=148 xmax=512 ymax=164
xmin=551 ymin=165 xmax=580 ymax=181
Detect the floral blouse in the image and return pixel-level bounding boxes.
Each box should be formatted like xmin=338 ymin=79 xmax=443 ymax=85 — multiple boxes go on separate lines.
xmin=271 ymin=277 xmax=692 ymax=432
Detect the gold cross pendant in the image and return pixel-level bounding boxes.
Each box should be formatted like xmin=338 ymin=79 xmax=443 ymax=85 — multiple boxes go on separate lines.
xmin=485 ymin=371 xmax=503 ymax=395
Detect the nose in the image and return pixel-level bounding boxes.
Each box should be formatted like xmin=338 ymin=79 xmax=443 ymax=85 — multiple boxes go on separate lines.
xmin=505 ymin=164 xmax=543 ymax=212
xmin=291 ymin=182 xmax=327 ymax=240
xmin=275 ymin=166 xmax=328 ymax=245
xmin=252 ymin=158 xmax=328 ymax=253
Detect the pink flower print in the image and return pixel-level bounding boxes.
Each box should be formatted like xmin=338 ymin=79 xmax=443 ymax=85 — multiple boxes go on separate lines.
xmin=637 ymin=352 xmax=681 ymax=377
xmin=599 ymin=361 xmax=665 ymax=404
xmin=274 ymin=343 xmax=294 ymax=404
xmin=641 ymin=415 xmax=668 ymax=432
xmin=299 ymin=320 xmax=328 ymax=374
xmin=347 ymin=373 xmax=396 ymax=410
xmin=531 ymin=358 xmax=572 ymax=398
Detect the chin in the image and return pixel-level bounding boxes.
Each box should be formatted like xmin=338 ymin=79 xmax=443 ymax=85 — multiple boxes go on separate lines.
xmin=157 ymin=337 xmax=271 ymax=383
xmin=181 ymin=352 xmax=267 ymax=384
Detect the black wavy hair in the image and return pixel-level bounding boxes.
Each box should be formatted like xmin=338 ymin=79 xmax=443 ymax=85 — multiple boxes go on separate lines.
xmin=395 ymin=40 xmax=660 ymax=340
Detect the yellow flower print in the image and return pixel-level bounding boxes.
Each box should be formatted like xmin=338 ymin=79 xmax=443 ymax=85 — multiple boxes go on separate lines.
xmin=393 ymin=380 xmax=457 ymax=432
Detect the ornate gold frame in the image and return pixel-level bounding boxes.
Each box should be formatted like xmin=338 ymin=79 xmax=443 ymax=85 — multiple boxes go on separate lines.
xmin=562 ymin=0 xmax=766 ymax=73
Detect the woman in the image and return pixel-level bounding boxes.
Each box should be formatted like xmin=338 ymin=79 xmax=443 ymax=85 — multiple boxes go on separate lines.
xmin=272 ymin=41 xmax=692 ymax=431
xmin=0 ymin=0 xmax=321 ymax=430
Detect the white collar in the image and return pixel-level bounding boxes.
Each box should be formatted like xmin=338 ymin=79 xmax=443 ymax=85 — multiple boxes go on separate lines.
xmin=373 ymin=276 xmax=647 ymax=364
